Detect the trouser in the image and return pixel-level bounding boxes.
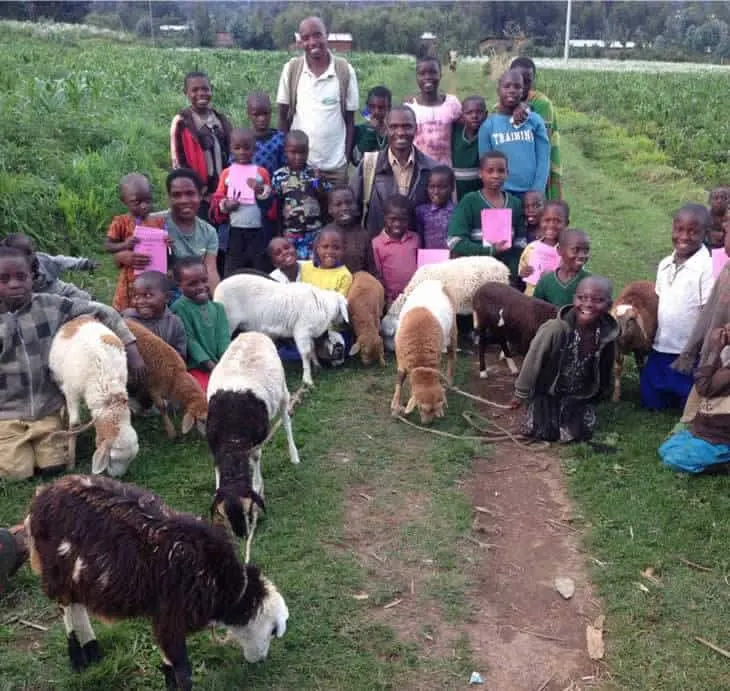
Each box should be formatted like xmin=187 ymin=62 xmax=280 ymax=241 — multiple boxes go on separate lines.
xmin=0 ymin=413 xmax=67 ymax=480
xmin=189 ymin=369 xmax=210 ymax=393
xmin=224 ymin=227 xmax=270 ymax=277
xmin=640 ymin=349 xmax=693 ymax=410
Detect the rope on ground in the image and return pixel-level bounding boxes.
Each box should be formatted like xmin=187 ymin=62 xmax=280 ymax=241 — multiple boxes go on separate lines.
xmin=446 ymin=384 xmax=513 ymax=410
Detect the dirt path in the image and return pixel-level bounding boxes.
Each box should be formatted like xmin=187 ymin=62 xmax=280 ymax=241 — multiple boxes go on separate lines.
xmin=342 ymin=350 xmax=608 ymax=690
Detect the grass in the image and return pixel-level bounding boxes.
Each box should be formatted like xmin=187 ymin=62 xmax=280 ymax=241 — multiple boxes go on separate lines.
xmin=1 ymin=38 xmax=729 ymax=689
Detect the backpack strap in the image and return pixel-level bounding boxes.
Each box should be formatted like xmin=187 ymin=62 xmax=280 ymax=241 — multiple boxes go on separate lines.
xmin=288 ymin=55 xmax=351 ymax=124
xmin=332 ymin=57 xmax=351 ymax=120
xmin=361 ymin=151 xmax=379 ymax=228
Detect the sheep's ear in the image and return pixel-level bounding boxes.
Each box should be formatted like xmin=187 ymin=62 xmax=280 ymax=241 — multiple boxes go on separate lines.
xmin=349 ymin=341 xmax=361 ymax=357
xmin=91 ymin=440 xmax=112 ymax=475
xmin=181 ymin=412 xmax=195 ymax=435
xmin=404 ymin=396 xmax=417 ymax=415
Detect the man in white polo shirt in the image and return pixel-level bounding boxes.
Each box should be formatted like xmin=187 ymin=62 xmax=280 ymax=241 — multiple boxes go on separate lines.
xmin=276 ymin=17 xmax=359 ymax=185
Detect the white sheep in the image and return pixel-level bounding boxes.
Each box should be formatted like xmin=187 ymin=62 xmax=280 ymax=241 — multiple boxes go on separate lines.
xmin=381 ymin=256 xmax=510 ymax=350
xmin=49 ymin=316 xmax=138 ymax=477
xmin=213 ymin=273 xmax=349 ymax=387
xmin=207 ymin=332 xmax=300 ymax=538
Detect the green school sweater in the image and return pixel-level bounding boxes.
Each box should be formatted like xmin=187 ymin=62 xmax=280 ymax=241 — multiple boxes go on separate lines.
xmin=447 ymin=190 xmax=523 ymax=262
xmin=451 ymin=124 xmax=481 ymax=200
xmin=171 ymin=297 xmax=230 ymax=369
xmin=533 ymin=267 xmax=591 ymax=307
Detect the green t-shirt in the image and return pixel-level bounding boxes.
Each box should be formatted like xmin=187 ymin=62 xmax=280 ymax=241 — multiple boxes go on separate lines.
xmin=163 ymin=212 xmax=219 ymax=261
xmin=533 ymin=267 xmax=591 ymax=307
xmin=171 ymin=296 xmax=229 ymax=368
xmin=353 ymin=122 xmax=388 ymax=164
xmin=451 ymin=124 xmax=481 ymax=201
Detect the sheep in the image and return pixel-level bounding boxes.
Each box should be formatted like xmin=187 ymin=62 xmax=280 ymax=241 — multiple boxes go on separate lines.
xmin=347 ymin=271 xmax=386 ymax=366
xmin=610 ymin=280 xmax=658 ymax=402
xmin=391 ymin=280 xmax=457 ymax=424
xmin=472 ymin=282 xmax=558 ymax=379
xmin=26 ymin=474 xmax=288 ymax=691
xmin=213 ymin=273 xmax=349 ymax=387
xmin=124 ymin=320 xmax=207 ymax=438
xmin=207 ymin=332 xmax=300 ymax=539
xmin=48 ymin=316 xmax=138 ymax=477
xmin=381 ymin=256 xmax=510 ymax=351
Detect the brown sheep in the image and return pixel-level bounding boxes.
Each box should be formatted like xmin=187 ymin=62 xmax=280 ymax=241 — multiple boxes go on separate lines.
xmin=391 ymin=280 xmax=457 ymax=424
xmin=124 ymin=320 xmax=207 ymax=438
xmin=347 ymin=271 xmax=386 ymax=366
xmin=611 ymin=280 xmax=658 ymax=402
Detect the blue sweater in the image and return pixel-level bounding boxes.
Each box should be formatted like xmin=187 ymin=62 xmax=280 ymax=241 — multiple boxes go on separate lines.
xmin=478 ymin=112 xmax=550 ymax=194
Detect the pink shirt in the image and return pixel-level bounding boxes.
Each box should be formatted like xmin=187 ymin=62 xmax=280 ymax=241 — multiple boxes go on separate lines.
xmin=372 ymin=230 xmax=421 ymax=304
xmin=407 ymin=94 xmax=462 ymax=166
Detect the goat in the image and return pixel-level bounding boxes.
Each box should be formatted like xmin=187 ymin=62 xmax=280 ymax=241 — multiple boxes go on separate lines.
xmin=347 ymin=271 xmax=386 ymax=366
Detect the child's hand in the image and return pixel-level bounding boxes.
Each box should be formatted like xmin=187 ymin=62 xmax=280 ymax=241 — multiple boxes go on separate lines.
xmin=87 ymin=260 xmax=100 ymax=273
xmin=709 ymin=327 xmax=729 ymax=351
xmin=164 ymin=236 xmax=174 ymax=249
xmin=247 ymin=178 xmax=265 ymax=196
xmin=223 ymin=197 xmax=240 ymax=212
xmin=494 ymin=240 xmax=510 ymax=254
xmin=509 ymin=397 xmax=523 ymax=409
xmin=512 ymin=104 xmax=529 ymax=125
xmin=122 ymin=236 xmax=140 ymax=251
xmin=519 ymin=265 xmax=534 ymax=278
xmin=125 ymin=343 xmax=147 ymax=382
xmin=131 ymin=253 xmax=151 ymax=270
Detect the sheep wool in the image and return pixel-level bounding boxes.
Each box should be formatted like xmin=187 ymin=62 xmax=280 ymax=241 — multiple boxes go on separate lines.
xmin=347 ymin=271 xmax=386 ymax=366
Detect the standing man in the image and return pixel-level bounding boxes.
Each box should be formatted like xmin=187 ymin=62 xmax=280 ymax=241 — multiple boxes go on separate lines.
xmin=276 ymin=16 xmax=359 ymax=185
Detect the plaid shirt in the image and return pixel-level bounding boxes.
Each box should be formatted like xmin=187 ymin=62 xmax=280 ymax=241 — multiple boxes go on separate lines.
xmin=0 ymin=295 xmax=136 ymax=421
xmin=254 ymin=129 xmax=286 ymax=176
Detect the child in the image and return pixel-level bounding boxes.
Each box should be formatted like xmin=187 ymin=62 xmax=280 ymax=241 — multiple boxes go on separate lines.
xmin=210 ymin=128 xmax=272 ymax=276
xmin=0 ymin=246 xmax=145 ymax=480
xmin=641 ymin=204 xmax=714 ymax=411
xmin=478 ymin=69 xmax=550 ymax=198
xmin=533 ymin=228 xmax=591 ymax=307
xmin=105 ymin=173 xmax=166 ymax=311
xmin=2 ymin=234 xmax=94 ymax=301
xmin=170 ymin=257 xmax=229 ymax=393
xmin=416 ymin=166 xmax=456 ymax=250
xmin=352 ymin=86 xmax=391 ymax=165
xmin=247 ymin=91 xmax=286 ymax=176
xmin=447 ymin=151 xmax=523 ymax=279
xmin=271 ymin=130 xmax=330 ymax=260
xmin=707 ymin=186 xmax=729 ymax=249
xmin=301 ymin=228 xmax=353 ymax=297
xmin=322 ymin=186 xmax=375 ymax=275
xmin=406 ymin=56 xmax=462 ymax=166
xmin=519 ymin=200 xmax=569 ymax=297
xmin=522 ymin=190 xmax=546 ymax=244
xmin=372 ymin=194 xmax=421 ymax=306
xmin=170 ymin=71 xmax=232 ymax=221
xmin=269 ymin=237 xmax=302 ymax=284
xmin=510 ymin=275 xmax=617 ymax=443
xmin=452 ymin=95 xmax=487 ymax=200
xmin=122 ymin=271 xmax=187 ymax=360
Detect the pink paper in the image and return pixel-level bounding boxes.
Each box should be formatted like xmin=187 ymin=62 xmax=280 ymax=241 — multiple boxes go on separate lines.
xmin=227 ymin=164 xmax=257 ymax=204
xmin=525 ymin=242 xmax=559 ymax=286
xmin=712 ymin=248 xmax=729 ymax=278
xmin=480 ymin=208 xmax=512 ymax=249
xmin=133 ymin=225 xmax=168 ymax=276
xmin=418 ymin=249 xmax=450 ymax=268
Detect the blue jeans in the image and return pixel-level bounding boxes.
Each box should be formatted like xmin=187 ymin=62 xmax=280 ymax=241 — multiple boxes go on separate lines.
xmin=640 ymin=350 xmax=693 ymax=410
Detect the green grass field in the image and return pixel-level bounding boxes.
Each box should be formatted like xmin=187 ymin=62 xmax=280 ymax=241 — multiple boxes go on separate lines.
xmin=1 ymin=29 xmax=730 ymax=690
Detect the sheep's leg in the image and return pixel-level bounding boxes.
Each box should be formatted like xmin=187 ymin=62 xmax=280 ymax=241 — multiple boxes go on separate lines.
xmin=293 ymin=333 xmax=315 ymax=387
xmin=634 ymin=350 xmax=646 ymax=370
xmin=612 ymin=353 xmax=624 ymax=403
xmin=478 ymin=327 xmax=488 ymax=379
xmin=446 ymin=321 xmax=457 ymax=386
xmin=390 ymin=370 xmax=406 ymax=417
xmin=155 ymin=623 xmax=193 ymax=691
xmin=251 ymin=448 xmax=264 ymax=498
xmin=500 ymin=339 xmax=519 ymax=376
xmin=153 ymin=394 xmax=176 ymax=439
xmin=214 ymin=466 xmax=220 ymax=491
xmin=281 ymin=397 xmax=301 ymax=465
xmin=65 ymin=396 xmax=81 ymax=470
xmin=63 ymin=604 xmax=100 ymax=672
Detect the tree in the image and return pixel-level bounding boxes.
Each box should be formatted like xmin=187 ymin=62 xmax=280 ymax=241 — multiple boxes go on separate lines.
xmin=192 ymin=2 xmax=213 ymax=47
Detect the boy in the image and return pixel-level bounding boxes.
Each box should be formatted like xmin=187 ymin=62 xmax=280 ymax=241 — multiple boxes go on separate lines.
xmin=247 ymin=91 xmax=286 ymax=176
xmin=708 ymin=186 xmax=729 ymax=245
xmin=0 ymin=246 xmax=145 ymax=480
xmin=352 ymin=85 xmax=391 ymax=165
xmin=452 ymin=95 xmax=487 ymax=200
xmin=519 ymin=200 xmax=569 ymax=297
xmin=641 ymin=203 xmax=714 ymax=411
xmin=478 ymin=69 xmax=550 ymax=198
xmin=105 ymin=173 xmax=166 ymax=311
xmin=2 ymin=234 xmax=95 ymax=301
xmin=171 ymin=257 xmax=229 ymax=393
xmin=522 ymin=190 xmax=545 ymax=244
xmin=416 ymin=166 xmax=456 ymax=250
xmin=533 ymin=228 xmax=591 ymax=307
xmin=268 ymin=238 xmax=302 ymax=284
xmin=322 ymin=186 xmax=375 ymax=275
xmin=372 ymin=194 xmax=421 ymax=306
xmin=447 ymin=151 xmax=522 ymax=277
xmin=271 ymin=130 xmax=330 ymax=260
xmin=123 ymin=271 xmax=187 ymax=360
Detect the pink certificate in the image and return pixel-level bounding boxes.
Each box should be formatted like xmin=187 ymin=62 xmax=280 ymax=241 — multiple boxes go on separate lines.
xmin=417 ymin=249 xmax=450 ymax=268
xmin=712 ymin=248 xmax=729 ymax=278
xmin=227 ymin=164 xmax=257 ymax=204
xmin=480 ymin=208 xmax=512 ymax=249
xmin=133 ymin=225 xmax=168 ymax=276
xmin=525 ymin=242 xmax=559 ymax=286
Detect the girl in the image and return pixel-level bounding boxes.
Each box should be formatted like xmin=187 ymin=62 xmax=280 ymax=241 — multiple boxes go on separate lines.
xmin=416 ymin=166 xmax=456 ymax=250
xmin=300 ymin=228 xmax=353 ymax=297
xmin=519 ymin=200 xmax=569 ymax=296
xmin=352 ymin=86 xmax=391 ymax=165
xmin=405 ymin=57 xmax=462 ymax=166
xmin=511 ymin=276 xmax=618 ymax=443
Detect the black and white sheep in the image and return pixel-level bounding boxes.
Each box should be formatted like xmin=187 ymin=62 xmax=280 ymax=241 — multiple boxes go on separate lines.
xmin=207 ymin=332 xmax=300 ymax=539
xmin=472 ymin=282 xmax=558 ymax=379
xmin=26 ymin=474 xmax=288 ymax=691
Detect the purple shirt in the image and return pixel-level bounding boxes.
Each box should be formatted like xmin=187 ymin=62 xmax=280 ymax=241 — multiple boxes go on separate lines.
xmin=416 ymin=202 xmax=455 ymax=250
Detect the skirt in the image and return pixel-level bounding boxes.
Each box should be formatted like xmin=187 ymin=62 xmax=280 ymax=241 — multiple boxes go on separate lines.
xmin=522 ymin=394 xmax=596 ymax=443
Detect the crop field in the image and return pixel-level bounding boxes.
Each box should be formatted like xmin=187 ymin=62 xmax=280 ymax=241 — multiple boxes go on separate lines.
xmin=537 ymin=68 xmax=730 ymax=186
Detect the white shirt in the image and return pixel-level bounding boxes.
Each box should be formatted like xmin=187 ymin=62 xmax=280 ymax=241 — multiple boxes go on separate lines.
xmin=270 ymin=264 xmax=302 ymax=284
xmin=276 ymin=53 xmax=359 ymax=171
xmin=654 ymin=246 xmax=714 ymax=354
